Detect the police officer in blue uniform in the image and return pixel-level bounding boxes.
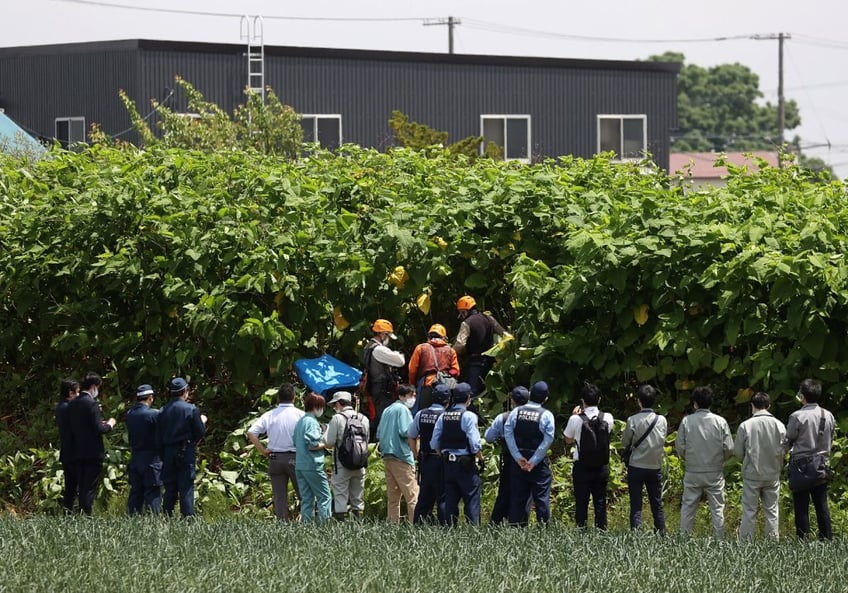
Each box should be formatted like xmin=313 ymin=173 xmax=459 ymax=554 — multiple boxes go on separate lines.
xmin=504 ymin=381 xmax=555 ymax=526
xmin=157 ymin=377 xmax=206 ymax=517
xmin=408 ymin=383 xmax=450 ymax=524
xmin=485 ymin=385 xmax=531 ymax=525
xmin=126 ymin=384 xmax=162 ymax=515
xmin=430 ymin=382 xmax=484 ymax=525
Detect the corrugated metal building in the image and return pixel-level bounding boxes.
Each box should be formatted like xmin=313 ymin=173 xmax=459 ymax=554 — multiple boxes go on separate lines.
xmin=0 ymin=39 xmax=679 ymax=167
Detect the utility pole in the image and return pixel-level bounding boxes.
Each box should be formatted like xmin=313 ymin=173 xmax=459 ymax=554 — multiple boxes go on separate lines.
xmin=752 ymin=32 xmax=791 ymax=165
xmin=423 ymin=16 xmax=461 ymax=54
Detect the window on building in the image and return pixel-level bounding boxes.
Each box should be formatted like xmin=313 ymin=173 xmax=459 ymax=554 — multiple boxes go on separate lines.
xmin=55 ymin=117 xmax=86 ymax=148
xmin=481 ymin=115 xmax=531 ymax=162
xmin=597 ymin=115 xmax=646 ymax=160
xmin=300 ymin=114 xmax=342 ymax=150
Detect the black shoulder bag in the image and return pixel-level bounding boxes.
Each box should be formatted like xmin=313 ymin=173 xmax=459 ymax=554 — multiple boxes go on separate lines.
xmin=622 ymin=414 xmax=658 ymax=467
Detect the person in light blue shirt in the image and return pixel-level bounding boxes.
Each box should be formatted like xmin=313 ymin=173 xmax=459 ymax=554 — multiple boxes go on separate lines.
xmin=485 ymin=385 xmax=532 ymax=525
xmin=430 ymin=382 xmax=483 ymax=525
xmin=504 ymin=381 xmax=555 ymax=526
xmin=293 ymin=393 xmax=331 ymax=524
xmin=376 ymin=384 xmax=419 ymax=523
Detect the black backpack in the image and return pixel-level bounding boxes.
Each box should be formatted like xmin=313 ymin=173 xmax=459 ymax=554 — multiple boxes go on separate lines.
xmin=337 ymin=412 xmax=369 ymax=470
xmin=578 ymin=410 xmax=610 ymax=467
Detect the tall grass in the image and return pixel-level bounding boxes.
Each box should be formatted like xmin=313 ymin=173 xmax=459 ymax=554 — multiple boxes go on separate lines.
xmin=0 ymin=516 xmax=843 ymax=593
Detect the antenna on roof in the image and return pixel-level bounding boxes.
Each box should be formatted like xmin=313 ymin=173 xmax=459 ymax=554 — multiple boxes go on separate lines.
xmin=240 ymin=15 xmax=266 ymax=102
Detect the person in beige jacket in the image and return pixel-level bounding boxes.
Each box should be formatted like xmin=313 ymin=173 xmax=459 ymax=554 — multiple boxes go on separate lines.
xmin=675 ymin=385 xmax=734 ymax=538
xmin=733 ymin=392 xmax=786 ymax=539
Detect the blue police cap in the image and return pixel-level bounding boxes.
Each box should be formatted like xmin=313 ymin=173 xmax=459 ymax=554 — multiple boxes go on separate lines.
xmin=510 ymin=386 xmax=530 ymax=405
xmin=136 ymin=384 xmax=154 ymax=399
xmin=169 ymin=377 xmax=188 ymax=394
xmin=529 ymin=381 xmax=549 ymax=403
xmin=432 ymin=383 xmax=451 ymax=404
xmin=451 ymin=382 xmax=472 ymax=402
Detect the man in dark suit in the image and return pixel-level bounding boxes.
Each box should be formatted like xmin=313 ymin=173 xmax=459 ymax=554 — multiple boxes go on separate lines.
xmin=55 ymin=377 xmax=80 ymax=513
xmin=158 ymin=377 xmax=206 ymax=517
xmin=66 ymin=372 xmax=116 ymax=515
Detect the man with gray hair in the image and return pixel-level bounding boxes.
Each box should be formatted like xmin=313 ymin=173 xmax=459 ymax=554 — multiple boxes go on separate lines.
xmin=247 ymin=382 xmax=304 ymax=521
xmin=324 ymin=390 xmax=370 ymax=520
xmin=734 ymin=391 xmax=786 ymax=539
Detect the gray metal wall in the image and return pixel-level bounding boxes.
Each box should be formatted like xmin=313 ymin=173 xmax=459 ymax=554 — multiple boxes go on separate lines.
xmin=1 ymin=41 xmax=677 ymax=167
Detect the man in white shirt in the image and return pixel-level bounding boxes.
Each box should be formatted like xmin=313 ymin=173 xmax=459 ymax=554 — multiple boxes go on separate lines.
xmin=563 ymin=382 xmax=614 ymax=529
xmin=247 ymin=383 xmax=305 ymax=521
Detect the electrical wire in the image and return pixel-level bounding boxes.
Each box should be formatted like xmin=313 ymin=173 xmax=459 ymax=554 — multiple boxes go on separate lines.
xmin=49 ymin=0 xmax=429 ymax=21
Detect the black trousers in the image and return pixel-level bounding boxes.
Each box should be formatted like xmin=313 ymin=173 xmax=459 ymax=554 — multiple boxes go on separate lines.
xmin=76 ymin=459 xmax=103 ymax=515
xmin=627 ymin=465 xmax=665 ymax=533
xmin=413 ymin=454 xmax=445 ymax=524
xmin=61 ymin=460 xmax=79 ymax=513
xmin=572 ymin=461 xmax=609 ymax=529
xmin=793 ymin=482 xmax=832 ymax=540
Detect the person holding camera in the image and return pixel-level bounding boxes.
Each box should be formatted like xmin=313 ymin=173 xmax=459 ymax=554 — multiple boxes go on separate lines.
xmin=430 ymin=382 xmax=483 ymax=525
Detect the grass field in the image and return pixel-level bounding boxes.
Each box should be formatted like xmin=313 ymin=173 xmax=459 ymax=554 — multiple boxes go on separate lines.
xmin=0 ymin=516 xmax=844 ymax=593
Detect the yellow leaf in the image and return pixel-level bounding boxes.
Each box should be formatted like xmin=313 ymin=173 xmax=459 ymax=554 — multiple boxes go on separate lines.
xmin=416 ymin=292 xmax=431 ymax=315
xmin=435 ymin=237 xmax=448 ymax=250
xmin=633 ymin=304 xmax=649 ymax=326
xmin=333 ymin=306 xmax=350 ymax=331
xmin=167 ymin=305 xmax=179 ymax=319
xmin=388 ymin=265 xmax=409 ymax=289
xmin=735 ymin=388 xmax=753 ymax=404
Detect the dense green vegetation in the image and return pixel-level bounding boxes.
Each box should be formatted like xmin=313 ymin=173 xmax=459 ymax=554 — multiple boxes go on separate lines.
xmin=0 ymin=516 xmax=843 ymax=593
xmin=1 ymin=144 xmax=847 ymax=517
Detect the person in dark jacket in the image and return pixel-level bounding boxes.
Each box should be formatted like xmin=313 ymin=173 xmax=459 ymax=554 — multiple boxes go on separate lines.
xmin=452 ymin=295 xmax=507 ymax=397
xmin=66 ymin=372 xmax=116 ymax=515
xmin=157 ymin=377 xmax=206 ymax=517
xmin=408 ymin=382 xmax=450 ymax=524
xmin=126 ymin=384 xmax=162 ymax=515
xmin=55 ymin=378 xmax=80 ymax=513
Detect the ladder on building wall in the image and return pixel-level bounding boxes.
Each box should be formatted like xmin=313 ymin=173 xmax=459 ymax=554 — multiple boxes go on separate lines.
xmin=240 ymin=15 xmax=265 ymax=102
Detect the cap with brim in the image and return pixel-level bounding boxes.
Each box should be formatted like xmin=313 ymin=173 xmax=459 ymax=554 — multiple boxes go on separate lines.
xmin=327 ymin=391 xmax=353 ymax=405
xmin=136 ymin=384 xmax=154 ymax=398
xmin=169 ymin=377 xmax=188 ymax=394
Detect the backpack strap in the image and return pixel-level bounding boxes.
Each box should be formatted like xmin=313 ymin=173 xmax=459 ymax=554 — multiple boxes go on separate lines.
xmin=631 ymin=414 xmax=659 ymax=453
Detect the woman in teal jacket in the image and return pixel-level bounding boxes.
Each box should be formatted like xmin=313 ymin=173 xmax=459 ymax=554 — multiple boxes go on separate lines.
xmin=294 ymin=393 xmax=331 ymax=523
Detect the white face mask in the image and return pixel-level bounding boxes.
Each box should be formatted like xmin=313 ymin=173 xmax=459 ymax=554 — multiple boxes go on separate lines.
xmin=314 ymin=408 xmax=325 ymax=418
xmin=403 ymin=397 xmax=416 ymax=409
xmin=90 ymin=386 xmax=99 ymax=399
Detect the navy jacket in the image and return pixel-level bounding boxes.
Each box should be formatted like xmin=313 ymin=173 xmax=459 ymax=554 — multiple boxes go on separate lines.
xmin=66 ymin=392 xmax=113 ymax=462
xmin=126 ymin=402 xmax=161 ymax=463
xmin=157 ymin=397 xmax=205 ymax=449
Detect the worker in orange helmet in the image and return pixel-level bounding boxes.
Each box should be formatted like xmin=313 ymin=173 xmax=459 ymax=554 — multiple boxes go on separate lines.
xmin=363 ymin=319 xmax=406 ymax=439
xmin=408 ymin=323 xmax=460 ymax=413
xmin=453 ymin=296 xmax=507 ymax=397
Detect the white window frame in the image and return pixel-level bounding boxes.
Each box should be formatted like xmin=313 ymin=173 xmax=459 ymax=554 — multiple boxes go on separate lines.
xmin=480 ymin=114 xmax=531 ymax=163
xmin=596 ymin=114 xmax=647 ymax=162
xmin=300 ymin=114 xmax=343 ymax=148
xmin=55 ymin=116 xmax=86 ymax=148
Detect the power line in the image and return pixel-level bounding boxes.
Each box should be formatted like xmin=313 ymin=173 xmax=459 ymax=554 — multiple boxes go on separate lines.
xmin=49 ymin=0 xmax=429 ymax=21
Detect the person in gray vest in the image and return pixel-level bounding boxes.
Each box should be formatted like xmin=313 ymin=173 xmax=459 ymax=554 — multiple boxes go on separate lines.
xmin=408 ymin=383 xmax=450 ymax=524
xmin=504 ymin=381 xmax=555 ymax=526
xmin=485 ymin=385 xmax=531 ymax=525
xmin=621 ymin=384 xmax=668 ymax=533
xmin=734 ymin=391 xmax=786 ymax=539
xmin=323 ymin=390 xmax=369 ymax=520
xmin=430 ymin=382 xmax=483 ymax=525
xmin=676 ymin=385 xmax=733 ymax=538
xmin=783 ymin=378 xmax=836 ymax=540
xmin=125 ymin=384 xmax=162 ymax=515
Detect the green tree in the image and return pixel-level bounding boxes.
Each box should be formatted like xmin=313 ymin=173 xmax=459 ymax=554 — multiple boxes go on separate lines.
xmin=388 ymin=110 xmax=503 ymax=160
xmin=118 ymin=76 xmax=302 ymax=158
xmin=650 ymin=52 xmax=801 ymax=152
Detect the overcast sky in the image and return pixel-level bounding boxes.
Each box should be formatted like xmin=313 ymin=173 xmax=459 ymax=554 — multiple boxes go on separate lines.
xmin=4 ymin=0 xmax=848 ymax=176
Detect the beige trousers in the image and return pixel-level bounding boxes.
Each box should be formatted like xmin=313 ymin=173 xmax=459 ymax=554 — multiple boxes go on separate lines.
xmin=383 ymin=457 xmax=419 ymax=524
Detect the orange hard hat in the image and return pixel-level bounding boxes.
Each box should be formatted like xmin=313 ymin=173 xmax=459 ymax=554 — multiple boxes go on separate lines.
xmin=372 ymin=319 xmax=395 ymax=334
xmin=428 ymin=323 xmax=447 ymax=339
xmin=456 ymin=295 xmax=476 ymax=311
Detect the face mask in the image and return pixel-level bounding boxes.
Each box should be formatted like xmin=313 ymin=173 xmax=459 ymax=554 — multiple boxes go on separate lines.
xmin=314 ymin=408 xmax=325 ymax=417
xmin=404 ymin=397 xmax=415 ymax=409
xmin=90 ymin=387 xmax=99 ymax=399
